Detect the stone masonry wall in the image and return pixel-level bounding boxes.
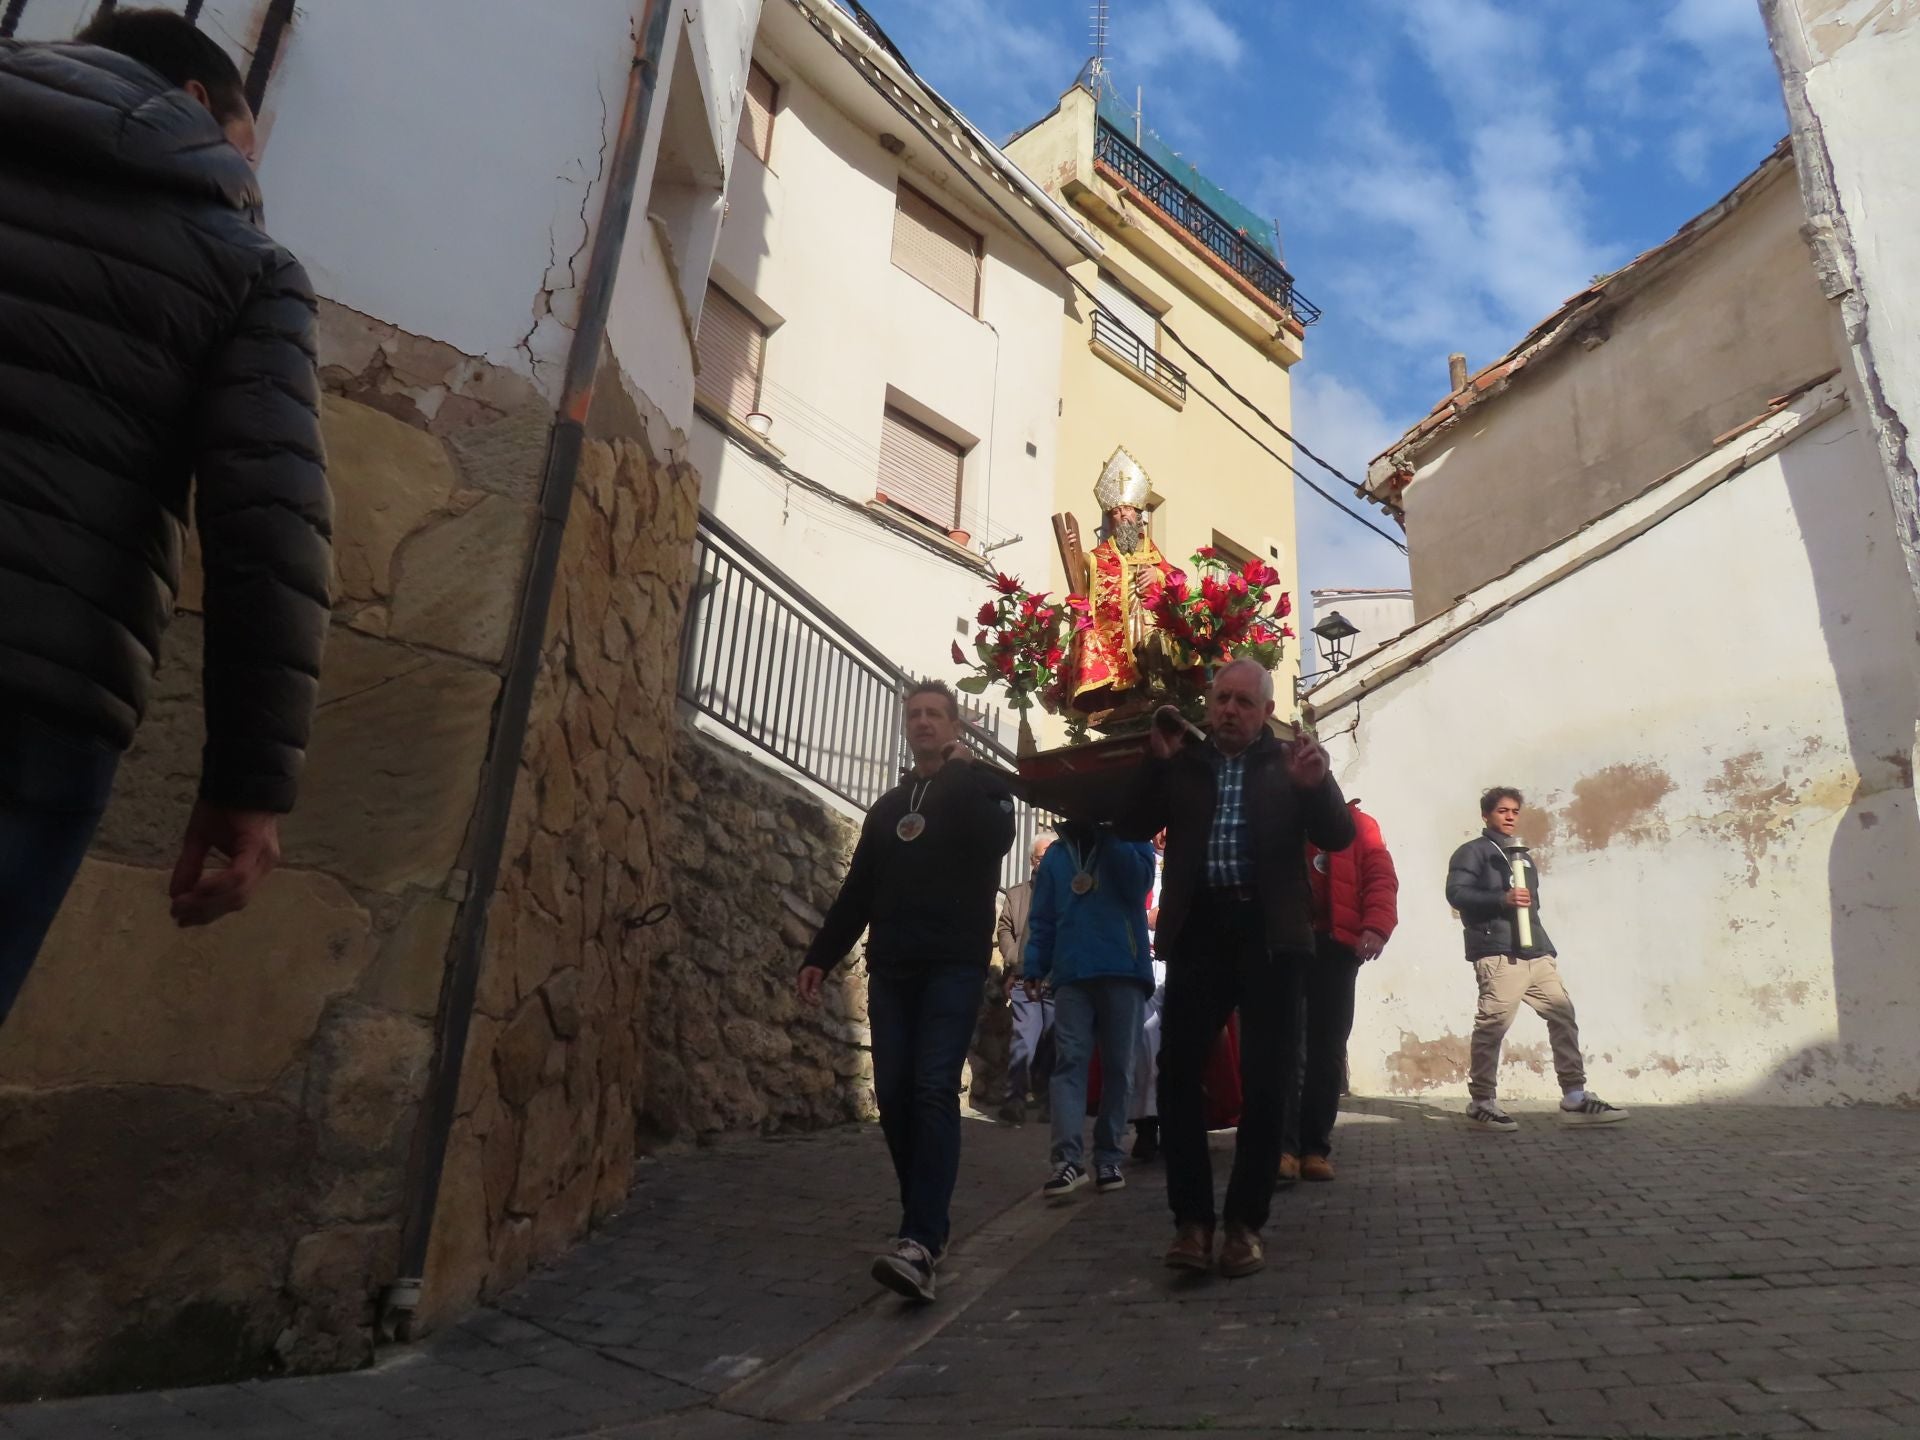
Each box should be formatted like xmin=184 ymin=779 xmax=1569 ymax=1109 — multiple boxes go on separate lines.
xmin=413 ymin=374 xmax=705 ymax=1327
xmin=0 ymin=300 xmax=551 ymax=1400
xmin=639 ymin=725 xmax=875 ymax=1145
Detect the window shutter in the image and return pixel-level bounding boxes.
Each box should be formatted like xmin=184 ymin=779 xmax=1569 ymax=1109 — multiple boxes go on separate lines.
xmin=878 ymin=407 xmax=963 ymax=529
xmin=739 ymin=62 xmax=775 ymax=164
xmin=695 ymin=286 xmax=765 ymax=420
xmin=1097 ymin=272 xmax=1157 ymax=348
xmin=891 ymin=185 xmax=980 ymax=315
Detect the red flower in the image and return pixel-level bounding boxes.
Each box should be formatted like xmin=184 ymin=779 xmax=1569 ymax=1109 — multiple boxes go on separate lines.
xmin=1281 ymin=624 xmax=1296 ymax=639
xmin=950 ymin=639 xmax=967 ymax=665
xmin=993 ymin=572 xmax=1022 ymax=595
xmin=1195 ymin=545 xmax=1218 ymax=560
xmin=1066 ymin=593 xmax=1090 ymax=614
xmin=1046 ymin=645 xmax=1065 ymax=666
xmin=975 ymin=629 xmax=988 ymax=645
xmin=1164 ymin=570 xmax=1190 ymax=601
xmin=995 ymin=652 xmax=1015 ymax=676
xmin=1140 ymin=580 xmax=1165 ymax=612
xmin=1242 ymin=557 xmax=1278 ymax=589
xmin=976 ymin=602 xmax=997 ymax=626
xmin=1276 ymin=591 xmax=1294 ymax=619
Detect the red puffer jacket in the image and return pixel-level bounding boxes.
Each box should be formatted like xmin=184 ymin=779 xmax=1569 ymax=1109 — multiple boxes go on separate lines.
xmin=1307 ymin=803 xmax=1399 ymax=948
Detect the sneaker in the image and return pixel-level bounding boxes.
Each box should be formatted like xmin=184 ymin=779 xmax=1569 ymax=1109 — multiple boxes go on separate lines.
xmin=1301 ymin=1154 xmax=1335 ymax=1183
xmin=1278 ymin=1152 xmax=1301 ymax=1183
xmin=1467 ymin=1100 xmax=1519 ymax=1133
xmin=870 ymin=1239 xmax=936 ymax=1301
xmin=1043 ymin=1162 xmax=1088 ymax=1201
xmin=1096 ymin=1163 xmax=1126 ymax=1193
xmin=1560 ymin=1094 xmax=1628 ymax=1125
xmin=997 ymin=1097 xmax=1027 ymax=1126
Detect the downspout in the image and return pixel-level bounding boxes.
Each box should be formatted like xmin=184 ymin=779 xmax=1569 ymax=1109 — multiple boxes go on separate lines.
xmin=384 ymin=0 xmax=673 ymax=1332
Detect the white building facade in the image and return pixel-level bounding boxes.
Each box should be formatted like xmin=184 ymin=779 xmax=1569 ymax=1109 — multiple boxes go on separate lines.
xmin=684 ymin=0 xmax=1100 ymax=773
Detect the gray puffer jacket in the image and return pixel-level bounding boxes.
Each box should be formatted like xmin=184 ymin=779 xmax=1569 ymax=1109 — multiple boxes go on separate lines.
xmin=1444 ymin=829 xmax=1557 ymax=960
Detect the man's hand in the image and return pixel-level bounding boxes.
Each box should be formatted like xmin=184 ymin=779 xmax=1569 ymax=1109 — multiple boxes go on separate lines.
xmin=1286 ymin=736 xmax=1330 ymax=789
xmin=169 ymin=801 xmax=281 ymax=927
xmin=940 ymin=740 xmax=976 ymax=766
xmin=797 ymin=965 xmax=827 ymax=1006
xmin=1002 ymin=971 xmax=1022 ymax=1003
xmin=1023 ymin=978 xmax=1042 ymax=1002
xmin=1355 ymin=929 xmax=1387 ymax=962
xmin=1148 ymin=705 xmax=1185 ymax=761
xmin=1504 ymin=887 xmax=1532 ymax=909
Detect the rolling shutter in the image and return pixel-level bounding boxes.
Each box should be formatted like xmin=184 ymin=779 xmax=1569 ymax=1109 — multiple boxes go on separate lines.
xmin=695 ymin=286 xmax=765 ymax=420
xmin=739 ymin=62 xmax=775 ymax=164
xmin=891 ymin=185 xmax=980 ymax=315
xmin=1097 ymin=271 xmax=1157 ymax=349
xmin=878 ymin=407 xmax=963 ymax=529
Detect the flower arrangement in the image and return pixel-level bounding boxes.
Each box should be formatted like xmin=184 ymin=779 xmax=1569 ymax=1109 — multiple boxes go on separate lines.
xmin=951 ymin=573 xmax=1067 ymax=712
xmin=1142 ymin=548 xmax=1295 ymax=670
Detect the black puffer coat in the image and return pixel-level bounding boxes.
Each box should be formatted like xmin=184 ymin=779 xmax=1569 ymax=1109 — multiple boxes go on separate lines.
xmin=0 ymin=41 xmax=330 ymax=813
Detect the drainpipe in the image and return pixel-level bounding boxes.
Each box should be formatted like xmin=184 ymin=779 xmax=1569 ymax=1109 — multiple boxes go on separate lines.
xmin=384 ymin=0 xmax=673 ymax=1334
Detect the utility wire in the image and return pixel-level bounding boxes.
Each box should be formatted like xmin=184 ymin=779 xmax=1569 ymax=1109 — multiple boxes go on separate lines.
xmin=827 ymin=0 xmax=1405 ymax=554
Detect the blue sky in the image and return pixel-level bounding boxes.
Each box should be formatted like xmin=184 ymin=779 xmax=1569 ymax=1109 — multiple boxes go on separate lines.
xmin=859 ymin=0 xmax=1790 ymax=606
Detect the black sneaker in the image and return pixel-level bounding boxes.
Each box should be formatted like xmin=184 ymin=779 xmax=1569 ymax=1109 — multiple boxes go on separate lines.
xmin=1042 ymin=1162 xmax=1088 ymax=1201
xmin=870 ymin=1239 xmax=936 ymax=1301
xmin=1096 ymin=1163 xmax=1126 ymax=1193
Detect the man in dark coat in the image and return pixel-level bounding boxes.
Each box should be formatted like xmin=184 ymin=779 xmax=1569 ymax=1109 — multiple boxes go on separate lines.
xmin=1119 ymin=659 xmax=1354 ymax=1278
xmin=0 ymin=10 xmax=331 ymax=1025
xmin=798 ymin=681 xmax=1016 ymax=1302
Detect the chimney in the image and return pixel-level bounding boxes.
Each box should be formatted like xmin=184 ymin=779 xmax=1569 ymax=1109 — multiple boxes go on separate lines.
xmin=1447 ymin=353 xmax=1468 ymax=392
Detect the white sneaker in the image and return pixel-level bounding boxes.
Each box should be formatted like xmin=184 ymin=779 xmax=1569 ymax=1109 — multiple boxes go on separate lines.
xmin=1467 ymin=1100 xmax=1518 ymax=1133
xmin=1560 ymin=1094 xmax=1628 ymax=1125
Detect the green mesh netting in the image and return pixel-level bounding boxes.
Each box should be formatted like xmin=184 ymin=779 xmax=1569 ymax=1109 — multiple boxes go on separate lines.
xmin=1095 ymin=87 xmax=1279 ymax=261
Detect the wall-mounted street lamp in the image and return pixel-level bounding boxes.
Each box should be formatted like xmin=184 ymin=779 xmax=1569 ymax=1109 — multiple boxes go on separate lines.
xmin=1312 ymin=610 xmax=1361 ymax=673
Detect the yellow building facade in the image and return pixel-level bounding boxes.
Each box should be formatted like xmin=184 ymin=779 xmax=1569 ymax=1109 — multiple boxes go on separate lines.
xmin=1006 ymin=85 xmax=1311 ymax=708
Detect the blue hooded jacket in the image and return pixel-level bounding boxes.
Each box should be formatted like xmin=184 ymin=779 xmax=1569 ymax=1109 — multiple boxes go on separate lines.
xmin=1022 ymin=827 xmax=1156 ymax=991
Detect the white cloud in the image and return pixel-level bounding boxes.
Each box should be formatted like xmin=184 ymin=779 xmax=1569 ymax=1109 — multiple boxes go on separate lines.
xmin=1115 ymin=0 xmax=1245 ymax=75
xmin=1290 ymin=371 xmax=1411 ymax=606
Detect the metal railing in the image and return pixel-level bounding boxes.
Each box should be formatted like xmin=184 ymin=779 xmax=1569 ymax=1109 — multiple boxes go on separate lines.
xmin=678 ymin=511 xmax=1053 ymax=889
xmin=1091 ymin=310 xmax=1189 ymax=401
xmin=1094 ymin=122 xmax=1322 ymax=326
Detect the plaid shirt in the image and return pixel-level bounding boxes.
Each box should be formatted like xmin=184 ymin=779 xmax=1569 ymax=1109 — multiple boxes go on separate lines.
xmin=1206 ymin=749 xmax=1252 ymax=886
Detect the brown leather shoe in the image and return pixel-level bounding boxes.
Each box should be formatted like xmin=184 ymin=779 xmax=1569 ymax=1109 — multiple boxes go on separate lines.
xmin=1301 ymin=1154 xmax=1335 ymax=1182
xmin=1278 ymin=1152 xmax=1301 ymax=1183
xmin=1218 ymin=1224 xmax=1265 ymax=1278
xmin=1163 ymin=1223 xmax=1214 ymax=1271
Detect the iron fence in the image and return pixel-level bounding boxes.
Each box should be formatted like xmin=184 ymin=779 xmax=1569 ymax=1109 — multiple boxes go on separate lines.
xmin=678 ymin=511 xmax=1054 ymax=889
xmin=1091 ymin=309 xmax=1189 ymax=401
xmin=1094 ymin=122 xmax=1322 ymax=326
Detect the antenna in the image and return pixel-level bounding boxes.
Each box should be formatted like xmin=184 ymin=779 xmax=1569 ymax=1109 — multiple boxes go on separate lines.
xmin=1089 ymin=0 xmax=1109 ymax=87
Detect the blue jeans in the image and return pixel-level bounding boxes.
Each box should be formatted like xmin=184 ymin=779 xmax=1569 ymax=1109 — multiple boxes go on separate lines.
xmin=868 ymin=963 xmax=984 ymax=1252
xmin=1 ymin=708 xmax=120 ymax=1026
xmin=1048 ymin=977 xmax=1146 ymax=1171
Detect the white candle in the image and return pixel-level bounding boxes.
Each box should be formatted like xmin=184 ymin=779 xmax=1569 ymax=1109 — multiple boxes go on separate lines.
xmin=1511 ymin=847 xmax=1533 ymax=949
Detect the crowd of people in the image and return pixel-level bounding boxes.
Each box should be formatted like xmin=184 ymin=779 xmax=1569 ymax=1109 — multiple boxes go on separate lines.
xmin=797 ymin=662 xmax=1626 ymax=1302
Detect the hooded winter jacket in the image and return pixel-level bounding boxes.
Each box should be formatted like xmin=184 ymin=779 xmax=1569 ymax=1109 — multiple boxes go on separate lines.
xmin=1022 ymin=825 xmax=1155 ymax=991
xmin=0 ymin=41 xmax=330 ymax=812
xmin=1307 ymin=802 xmax=1399 ymax=948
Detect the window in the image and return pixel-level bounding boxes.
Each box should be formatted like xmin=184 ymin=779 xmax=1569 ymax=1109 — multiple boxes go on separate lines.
xmin=878 ymin=406 xmax=964 ymax=530
xmin=739 ymin=61 xmax=776 ymax=164
xmin=695 ymin=285 xmax=766 ymax=421
xmin=1210 ymin=530 xmax=1258 ymax=567
xmin=1092 ymin=271 xmax=1187 ymax=399
xmin=891 ymin=184 xmax=981 ymax=315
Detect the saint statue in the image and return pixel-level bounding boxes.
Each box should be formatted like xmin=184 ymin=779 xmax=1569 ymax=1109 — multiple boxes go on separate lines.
xmin=1054 ymin=447 xmax=1176 ymax=718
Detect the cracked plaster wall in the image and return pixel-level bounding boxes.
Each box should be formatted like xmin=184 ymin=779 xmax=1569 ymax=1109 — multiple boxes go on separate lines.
xmin=1315 ymin=406 xmax=1920 ymax=1107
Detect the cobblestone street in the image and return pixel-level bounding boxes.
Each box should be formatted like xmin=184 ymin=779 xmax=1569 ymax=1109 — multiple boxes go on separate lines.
xmin=6 ymin=1101 xmax=1919 ymax=1439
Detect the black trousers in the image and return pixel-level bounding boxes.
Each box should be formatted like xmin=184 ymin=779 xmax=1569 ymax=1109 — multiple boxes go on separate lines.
xmin=1293 ymin=934 xmax=1361 ymax=1159
xmin=1159 ymin=895 xmax=1303 ymax=1233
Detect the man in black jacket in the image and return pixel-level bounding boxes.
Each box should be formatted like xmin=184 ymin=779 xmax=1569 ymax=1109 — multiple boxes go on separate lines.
xmin=1119 ymin=659 xmax=1354 ymax=1278
xmin=1446 ymin=788 xmax=1626 ymax=1131
xmin=798 ymin=681 xmax=1016 ymax=1302
xmin=0 ymin=11 xmax=330 ymax=1026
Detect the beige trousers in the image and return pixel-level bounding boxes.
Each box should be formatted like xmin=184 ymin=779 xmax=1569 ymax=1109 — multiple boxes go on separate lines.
xmin=1469 ymin=955 xmax=1586 ymax=1102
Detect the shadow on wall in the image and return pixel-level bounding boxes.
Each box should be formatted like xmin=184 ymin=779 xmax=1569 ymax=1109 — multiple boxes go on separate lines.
xmin=1771 ymin=422 xmax=1920 ymax=1104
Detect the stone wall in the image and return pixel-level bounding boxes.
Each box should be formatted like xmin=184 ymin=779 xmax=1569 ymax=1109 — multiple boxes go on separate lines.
xmin=0 ymin=300 xmax=552 ymax=1400
xmin=413 ymin=376 xmax=705 ymax=1327
xmin=640 ymin=725 xmax=875 ymax=1145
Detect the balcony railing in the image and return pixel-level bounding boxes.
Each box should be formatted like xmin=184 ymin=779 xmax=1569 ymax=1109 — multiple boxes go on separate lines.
xmin=678 ymin=510 xmax=1053 ymax=890
xmin=1091 ymin=310 xmax=1189 ymax=401
xmin=1094 ymin=123 xmax=1322 ymax=326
